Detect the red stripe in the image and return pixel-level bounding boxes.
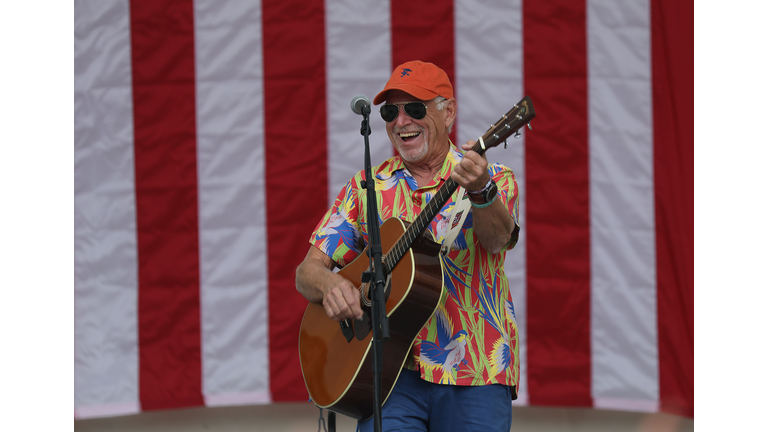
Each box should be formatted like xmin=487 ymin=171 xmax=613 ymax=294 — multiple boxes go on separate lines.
xmin=390 ymin=0 xmax=457 ymax=143
xmin=652 ymin=0 xmax=694 ymax=418
xmin=130 ymin=0 xmax=203 ymax=410
xmin=523 ymin=1 xmax=592 ymax=406
xmin=262 ymin=0 xmax=329 ymax=401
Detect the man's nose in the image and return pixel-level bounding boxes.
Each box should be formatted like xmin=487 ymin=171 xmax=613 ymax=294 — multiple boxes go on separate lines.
xmin=394 ymin=106 xmax=411 ymax=125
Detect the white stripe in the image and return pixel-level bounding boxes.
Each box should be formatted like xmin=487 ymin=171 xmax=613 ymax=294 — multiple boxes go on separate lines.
xmin=205 ymin=391 xmax=271 ymax=407
xmin=594 ymin=397 xmax=659 ymax=413
xmin=454 ymin=0 xmax=527 ymax=404
xmin=74 ymin=402 xmax=141 ymax=420
xmin=74 ymin=0 xmax=139 ymax=417
xmin=325 ymin=0 xmax=392 ymax=205
xmin=588 ymin=0 xmax=658 ymax=406
xmin=194 ymin=0 xmax=271 ymax=403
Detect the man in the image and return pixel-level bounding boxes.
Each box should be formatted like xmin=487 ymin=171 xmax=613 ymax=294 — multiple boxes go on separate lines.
xmin=296 ymin=60 xmax=520 ymax=431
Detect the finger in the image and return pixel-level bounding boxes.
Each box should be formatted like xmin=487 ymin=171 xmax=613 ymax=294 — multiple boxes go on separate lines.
xmin=352 ymin=301 xmax=363 ymax=319
xmin=462 ymin=150 xmax=486 ymax=169
xmin=460 ymin=154 xmax=477 ymax=172
xmin=332 ymin=291 xmax=354 ymax=318
xmin=460 ymin=158 xmax=484 ymax=182
xmin=323 ymin=297 xmax=340 ymax=320
xmin=450 ymin=168 xmax=468 ymax=187
xmin=324 ymin=287 xmax=350 ymax=320
xmin=342 ymin=283 xmax=365 ymax=319
xmin=451 ymin=161 xmax=467 ymax=179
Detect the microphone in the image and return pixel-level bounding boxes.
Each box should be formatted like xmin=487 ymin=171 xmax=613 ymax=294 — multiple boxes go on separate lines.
xmin=350 ymin=94 xmax=371 ymax=115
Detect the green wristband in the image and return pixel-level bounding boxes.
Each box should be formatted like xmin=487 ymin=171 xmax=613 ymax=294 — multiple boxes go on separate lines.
xmin=470 ymin=194 xmax=497 ymax=209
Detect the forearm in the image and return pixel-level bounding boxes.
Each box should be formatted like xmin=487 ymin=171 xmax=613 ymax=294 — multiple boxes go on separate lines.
xmin=471 ymin=198 xmax=516 ymax=254
xmin=296 ymin=245 xmax=364 ymax=321
xmin=451 ymin=142 xmax=517 ymax=254
xmin=295 ymin=246 xmax=337 ymax=304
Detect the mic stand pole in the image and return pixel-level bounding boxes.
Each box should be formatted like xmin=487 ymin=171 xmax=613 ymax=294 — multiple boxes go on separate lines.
xmin=359 ymin=104 xmax=389 ymax=432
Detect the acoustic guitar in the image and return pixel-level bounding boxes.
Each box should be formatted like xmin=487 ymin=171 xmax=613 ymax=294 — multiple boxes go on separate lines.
xmin=298 ymin=96 xmax=536 ymax=420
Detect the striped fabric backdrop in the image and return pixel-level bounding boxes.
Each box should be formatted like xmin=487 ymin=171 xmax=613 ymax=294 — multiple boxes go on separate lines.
xmin=74 ymin=0 xmax=692 ymax=420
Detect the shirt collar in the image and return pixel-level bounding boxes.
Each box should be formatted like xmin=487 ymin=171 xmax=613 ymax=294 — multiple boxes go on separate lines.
xmin=376 ymin=141 xmax=462 ymax=187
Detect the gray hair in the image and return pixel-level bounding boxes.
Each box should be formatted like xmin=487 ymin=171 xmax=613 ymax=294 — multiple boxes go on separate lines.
xmin=433 ymin=96 xmax=454 ymax=133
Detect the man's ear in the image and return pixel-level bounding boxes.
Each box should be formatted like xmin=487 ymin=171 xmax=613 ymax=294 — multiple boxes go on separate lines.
xmin=443 ymin=98 xmax=457 ymax=129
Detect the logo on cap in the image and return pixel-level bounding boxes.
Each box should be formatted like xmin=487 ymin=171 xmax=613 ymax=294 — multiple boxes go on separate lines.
xmin=400 ymin=68 xmax=412 ymax=77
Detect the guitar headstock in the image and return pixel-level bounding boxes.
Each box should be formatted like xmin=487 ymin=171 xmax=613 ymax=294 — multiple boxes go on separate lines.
xmin=471 ymin=96 xmax=536 ymax=155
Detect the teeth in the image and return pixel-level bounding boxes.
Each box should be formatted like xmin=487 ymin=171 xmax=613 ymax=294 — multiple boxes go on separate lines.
xmin=399 ymin=132 xmax=420 ymax=138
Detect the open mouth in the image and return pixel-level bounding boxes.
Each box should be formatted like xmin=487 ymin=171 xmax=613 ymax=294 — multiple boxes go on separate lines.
xmin=399 ymin=131 xmax=421 ymax=143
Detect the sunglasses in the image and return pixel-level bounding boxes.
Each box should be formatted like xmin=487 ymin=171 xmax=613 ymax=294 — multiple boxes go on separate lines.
xmin=380 ymin=102 xmax=428 ymax=122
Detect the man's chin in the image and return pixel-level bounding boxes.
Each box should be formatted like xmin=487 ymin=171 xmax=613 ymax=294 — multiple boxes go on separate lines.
xmin=393 ymin=139 xmax=425 ymax=160
xmin=398 ymin=146 xmax=428 ymax=163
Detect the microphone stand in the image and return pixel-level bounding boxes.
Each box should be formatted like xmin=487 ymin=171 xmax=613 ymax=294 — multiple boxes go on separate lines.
xmin=359 ymin=104 xmax=389 ymax=432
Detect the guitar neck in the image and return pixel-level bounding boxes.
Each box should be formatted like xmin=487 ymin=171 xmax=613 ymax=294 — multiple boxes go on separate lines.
xmin=384 ymin=176 xmax=460 ymax=273
xmin=381 ymin=96 xmax=535 ymax=273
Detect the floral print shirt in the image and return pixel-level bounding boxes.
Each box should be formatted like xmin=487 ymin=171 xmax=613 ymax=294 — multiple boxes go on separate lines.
xmin=309 ymin=144 xmax=520 ymax=393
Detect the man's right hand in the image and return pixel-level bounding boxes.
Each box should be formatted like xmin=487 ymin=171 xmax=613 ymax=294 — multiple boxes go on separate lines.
xmin=295 ymin=246 xmax=364 ymax=322
xmin=321 ymin=274 xmax=364 ymax=322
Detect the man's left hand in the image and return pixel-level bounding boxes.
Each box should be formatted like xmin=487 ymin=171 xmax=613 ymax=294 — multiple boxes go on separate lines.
xmin=451 ymin=140 xmax=489 ymax=191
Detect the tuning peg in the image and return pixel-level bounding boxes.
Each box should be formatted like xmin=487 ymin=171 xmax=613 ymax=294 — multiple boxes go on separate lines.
xmin=504 ymin=140 xmax=509 ymax=149
xmin=527 ymin=122 xmax=532 ymax=130
xmin=514 ymin=130 xmax=522 ymax=139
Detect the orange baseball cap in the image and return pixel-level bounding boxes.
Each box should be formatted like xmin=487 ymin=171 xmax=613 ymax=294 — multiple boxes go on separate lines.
xmin=373 ymin=60 xmax=454 ymax=105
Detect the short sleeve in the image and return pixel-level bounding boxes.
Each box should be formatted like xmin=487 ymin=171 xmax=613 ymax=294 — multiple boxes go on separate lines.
xmin=489 ymin=163 xmax=520 ymax=251
xmin=308 ymin=177 xmax=366 ymax=267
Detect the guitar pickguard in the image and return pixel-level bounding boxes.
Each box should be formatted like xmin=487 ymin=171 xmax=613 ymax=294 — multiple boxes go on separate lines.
xmin=352 ymin=274 xmax=392 ymax=341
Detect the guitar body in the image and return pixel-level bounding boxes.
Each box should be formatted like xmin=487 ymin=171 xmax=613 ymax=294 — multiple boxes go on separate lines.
xmin=298 ymin=217 xmax=445 ymax=420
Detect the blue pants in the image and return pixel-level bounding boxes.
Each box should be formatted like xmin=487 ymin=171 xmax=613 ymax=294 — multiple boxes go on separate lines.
xmin=357 ymin=369 xmax=513 ymax=432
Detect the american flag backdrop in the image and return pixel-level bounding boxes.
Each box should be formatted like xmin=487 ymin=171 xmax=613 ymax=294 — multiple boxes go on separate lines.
xmin=74 ymin=0 xmax=693 ymax=420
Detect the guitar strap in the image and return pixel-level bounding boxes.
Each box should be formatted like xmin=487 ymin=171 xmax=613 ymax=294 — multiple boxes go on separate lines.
xmin=440 ymin=186 xmax=472 ymax=255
